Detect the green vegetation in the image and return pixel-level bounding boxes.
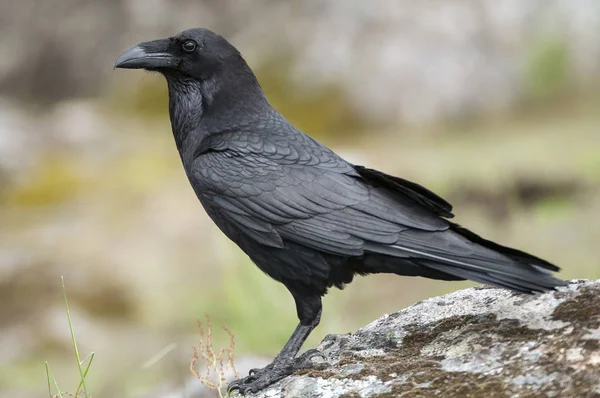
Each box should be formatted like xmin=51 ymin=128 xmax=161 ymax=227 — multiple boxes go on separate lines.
xmin=45 ymin=277 xmax=95 ymax=398
xmin=4 ymin=155 xmax=85 ymax=207
xmin=526 ymin=36 xmax=570 ymax=100
xmin=204 ymin=256 xmax=299 ymax=353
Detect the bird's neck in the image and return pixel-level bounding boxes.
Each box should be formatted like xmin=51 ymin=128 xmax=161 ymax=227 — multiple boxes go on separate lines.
xmin=166 ymin=77 xmax=205 ymax=151
xmin=166 ymin=63 xmax=270 ymax=153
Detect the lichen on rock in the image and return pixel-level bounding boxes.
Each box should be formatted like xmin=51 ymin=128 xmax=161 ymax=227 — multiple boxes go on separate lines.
xmin=247 ymin=280 xmax=600 ymax=398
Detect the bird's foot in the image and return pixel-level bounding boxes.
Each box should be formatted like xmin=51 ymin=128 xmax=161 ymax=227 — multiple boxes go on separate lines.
xmin=227 ymin=349 xmax=324 ymax=395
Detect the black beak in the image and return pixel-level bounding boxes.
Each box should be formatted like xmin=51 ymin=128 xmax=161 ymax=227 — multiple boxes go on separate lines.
xmin=114 ymin=39 xmax=177 ymax=70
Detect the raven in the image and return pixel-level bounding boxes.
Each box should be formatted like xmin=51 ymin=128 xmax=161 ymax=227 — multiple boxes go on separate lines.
xmin=115 ymin=28 xmax=566 ymax=394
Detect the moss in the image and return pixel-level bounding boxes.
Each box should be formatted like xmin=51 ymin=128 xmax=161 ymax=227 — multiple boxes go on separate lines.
xmin=296 ymin=284 xmax=600 ymax=397
xmin=398 ymin=315 xmax=480 ymax=357
xmin=581 ymin=339 xmax=599 ymax=352
xmin=294 ymin=368 xmax=338 ymax=379
xmin=377 ymin=374 xmax=511 ymax=398
xmin=338 ymin=393 xmax=361 ymax=398
xmin=552 ymin=286 xmax=600 ymax=328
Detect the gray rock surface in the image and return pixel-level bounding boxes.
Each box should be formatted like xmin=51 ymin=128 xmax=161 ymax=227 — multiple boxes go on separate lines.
xmin=247 ymin=279 xmax=600 ymax=397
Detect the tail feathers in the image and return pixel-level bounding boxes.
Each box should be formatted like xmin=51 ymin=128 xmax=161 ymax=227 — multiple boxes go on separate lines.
xmin=450 ymin=222 xmax=559 ymax=272
xmin=364 ymin=226 xmax=566 ymax=294
xmin=418 ymin=260 xmax=565 ymax=293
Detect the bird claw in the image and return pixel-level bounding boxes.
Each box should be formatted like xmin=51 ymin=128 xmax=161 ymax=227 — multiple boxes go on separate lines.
xmin=226 ymin=377 xmax=248 ymax=394
xmin=226 ymin=370 xmax=271 ymax=395
xmin=227 ymin=351 xmax=324 ymax=395
xmin=248 ymin=366 xmax=267 ymax=376
xmin=297 ymin=348 xmax=325 ymax=363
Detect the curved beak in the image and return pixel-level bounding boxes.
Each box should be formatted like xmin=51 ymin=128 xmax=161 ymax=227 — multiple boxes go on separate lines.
xmin=114 ymin=39 xmax=177 ymax=70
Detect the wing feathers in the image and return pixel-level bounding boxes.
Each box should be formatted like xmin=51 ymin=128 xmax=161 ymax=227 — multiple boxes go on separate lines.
xmin=354 ymin=165 xmax=454 ymax=218
xmin=194 ymin=130 xmax=562 ymax=292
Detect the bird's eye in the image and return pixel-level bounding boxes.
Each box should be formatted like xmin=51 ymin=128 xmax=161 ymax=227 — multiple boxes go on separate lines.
xmin=182 ymin=40 xmax=197 ymax=53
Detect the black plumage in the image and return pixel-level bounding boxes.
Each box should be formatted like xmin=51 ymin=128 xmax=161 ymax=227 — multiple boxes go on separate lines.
xmin=115 ymin=28 xmax=566 ymax=394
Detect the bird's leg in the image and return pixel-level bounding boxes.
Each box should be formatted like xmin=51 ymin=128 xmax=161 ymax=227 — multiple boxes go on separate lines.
xmin=227 ymin=317 xmax=322 ymax=394
xmin=228 ymin=295 xmax=323 ymax=395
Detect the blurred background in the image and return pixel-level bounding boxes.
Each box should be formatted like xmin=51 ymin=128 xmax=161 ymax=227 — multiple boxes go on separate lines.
xmin=1 ymin=0 xmax=599 ymax=396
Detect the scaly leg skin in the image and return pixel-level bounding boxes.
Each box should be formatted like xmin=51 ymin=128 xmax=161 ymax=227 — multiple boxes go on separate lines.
xmin=227 ymin=347 xmax=323 ymax=395
xmin=228 ymin=304 xmax=323 ymax=395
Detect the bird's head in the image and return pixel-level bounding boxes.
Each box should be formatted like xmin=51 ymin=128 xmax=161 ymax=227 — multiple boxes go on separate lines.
xmin=115 ymin=28 xmax=269 ymax=135
xmin=115 ymin=28 xmax=243 ymax=82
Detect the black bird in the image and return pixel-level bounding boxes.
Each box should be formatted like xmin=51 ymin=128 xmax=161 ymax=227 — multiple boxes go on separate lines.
xmin=115 ymin=28 xmax=566 ymax=394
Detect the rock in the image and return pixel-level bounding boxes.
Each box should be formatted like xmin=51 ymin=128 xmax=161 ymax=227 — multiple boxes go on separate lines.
xmin=248 ymin=280 xmax=600 ymax=397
